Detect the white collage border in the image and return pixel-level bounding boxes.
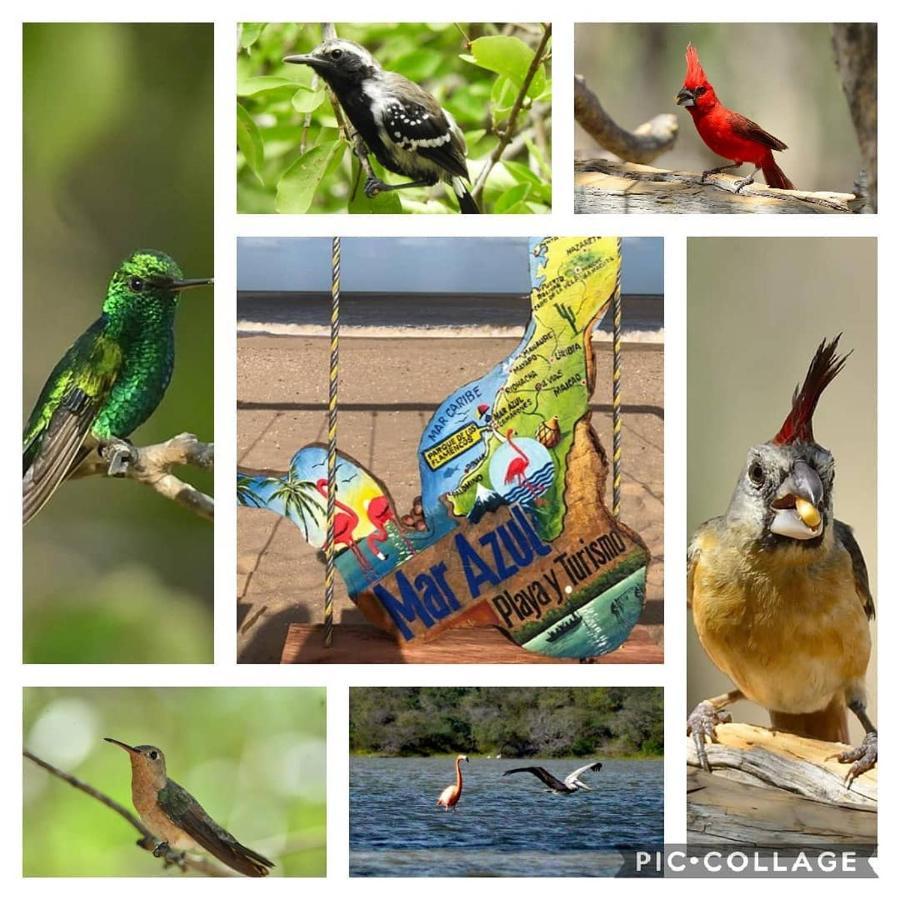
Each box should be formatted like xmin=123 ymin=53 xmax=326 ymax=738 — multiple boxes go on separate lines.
xmin=3 ymin=0 xmax=896 ymax=896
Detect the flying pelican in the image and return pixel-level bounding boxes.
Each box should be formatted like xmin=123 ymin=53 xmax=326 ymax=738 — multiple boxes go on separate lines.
xmin=437 ymin=754 xmax=469 ymax=810
xmin=502 ymin=761 xmax=603 ymax=794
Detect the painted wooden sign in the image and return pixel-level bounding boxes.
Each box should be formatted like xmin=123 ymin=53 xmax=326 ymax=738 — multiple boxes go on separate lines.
xmin=238 ymin=237 xmax=650 ymax=658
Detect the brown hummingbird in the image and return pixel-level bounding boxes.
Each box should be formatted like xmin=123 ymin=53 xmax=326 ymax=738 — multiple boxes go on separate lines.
xmin=105 ymin=738 xmax=274 ymax=877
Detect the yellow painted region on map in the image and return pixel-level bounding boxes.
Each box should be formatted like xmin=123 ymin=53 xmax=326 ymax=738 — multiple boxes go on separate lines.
xmin=533 ymin=236 xmax=620 ymax=332
xmin=424 ymin=422 xmax=482 ymax=471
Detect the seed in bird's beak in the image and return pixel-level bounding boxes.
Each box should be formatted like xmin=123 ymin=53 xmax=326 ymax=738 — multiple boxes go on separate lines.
xmin=795 ymin=497 xmax=821 ymax=529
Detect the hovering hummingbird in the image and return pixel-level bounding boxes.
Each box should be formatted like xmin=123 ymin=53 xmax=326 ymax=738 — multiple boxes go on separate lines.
xmin=23 ymin=249 xmax=212 ymax=524
xmin=105 ymin=738 xmax=274 ymax=877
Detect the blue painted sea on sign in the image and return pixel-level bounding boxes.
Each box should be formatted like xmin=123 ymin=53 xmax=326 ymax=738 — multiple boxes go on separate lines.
xmin=525 ymin=566 xmax=646 ymax=658
xmin=350 ymin=756 xmax=663 ymax=877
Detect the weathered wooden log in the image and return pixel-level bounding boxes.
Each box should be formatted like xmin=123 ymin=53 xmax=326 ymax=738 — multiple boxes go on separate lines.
xmin=576 ymin=159 xmax=860 ymax=214
xmin=687 ymin=723 xmax=876 ymax=845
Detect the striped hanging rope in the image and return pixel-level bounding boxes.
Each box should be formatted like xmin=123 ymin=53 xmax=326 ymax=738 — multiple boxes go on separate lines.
xmin=324 ymin=237 xmax=341 ymax=647
xmin=611 ymin=238 xmax=623 ymax=520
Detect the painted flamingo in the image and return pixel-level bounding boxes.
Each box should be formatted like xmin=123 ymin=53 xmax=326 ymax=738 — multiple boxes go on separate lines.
xmin=315 ymin=479 xmax=372 ymax=572
xmin=366 ymin=495 xmax=415 ymax=560
xmin=437 ymin=754 xmax=469 ymax=811
xmin=503 ymin=428 xmax=545 ymax=506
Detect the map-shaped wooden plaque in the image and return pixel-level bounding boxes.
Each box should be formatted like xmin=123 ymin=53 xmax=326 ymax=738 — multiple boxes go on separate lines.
xmin=238 ymin=237 xmax=650 ymax=658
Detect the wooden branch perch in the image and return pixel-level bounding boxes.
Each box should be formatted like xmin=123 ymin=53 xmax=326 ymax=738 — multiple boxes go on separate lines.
xmin=574 ymin=75 xmax=678 ymax=164
xmin=472 ymin=23 xmax=552 ymax=202
xmin=575 ymin=159 xmax=860 ymax=214
xmin=24 ymin=749 xmax=233 ymax=876
xmin=74 ymin=432 xmax=214 ymax=521
xmin=686 ymin=723 xmax=876 ymax=846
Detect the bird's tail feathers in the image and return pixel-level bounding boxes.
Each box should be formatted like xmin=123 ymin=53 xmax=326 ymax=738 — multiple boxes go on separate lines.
xmin=762 ymin=156 xmax=795 ymax=191
xmin=769 ymin=695 xmax=849 ymax=744
xmin=452 ymin=177 xmax=480 ymax=214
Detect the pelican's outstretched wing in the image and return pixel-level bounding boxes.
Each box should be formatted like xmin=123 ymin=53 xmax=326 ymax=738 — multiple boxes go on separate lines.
xmin=502 ymin=766 xmax=569 ymax=792
xmin=564 ymin=761 xmax=603 ymax=789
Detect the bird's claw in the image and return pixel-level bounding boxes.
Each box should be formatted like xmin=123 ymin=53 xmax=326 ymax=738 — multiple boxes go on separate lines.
xmin=152 ymin=841 xmax=170 ymax=859
xmin=828 ymin=731 xmax=877 ymax=787
xmin=687 ymin=701 xmax=732 ymax=772
xmin=364 ymin=176 xmax=387 ymax=198
xmin=101 ymin=438 xmax=134 ymax=477
xmin=733 ymin=175 xmax=755 ymax=193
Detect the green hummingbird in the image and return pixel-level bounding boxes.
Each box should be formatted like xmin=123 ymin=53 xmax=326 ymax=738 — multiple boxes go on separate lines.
xmin=23 ymin=249 xmax=212 ymax=524
xmin=105 ymin=738 xmax=274 ymax=877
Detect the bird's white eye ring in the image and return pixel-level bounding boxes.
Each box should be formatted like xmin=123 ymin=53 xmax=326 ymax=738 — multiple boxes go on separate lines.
xmin=748 ymin=462 xmax=765 ymax=487
xmin=148 ymin=750 xmax=158 ymax=760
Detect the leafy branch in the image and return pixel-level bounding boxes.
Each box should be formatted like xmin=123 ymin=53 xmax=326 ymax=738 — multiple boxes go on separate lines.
xmin=24 ymin=749 xmax=233 ymax=877
xmin=73 ymin=432 xmax=214 ymax=521
xmin=472 ymin=22 xmax=552 ymax=202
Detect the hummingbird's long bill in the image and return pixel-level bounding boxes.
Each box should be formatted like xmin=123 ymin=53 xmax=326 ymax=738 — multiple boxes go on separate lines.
xmin=171 ymin=277 xmax=213 ymax=290
xmin=104 ymin=737 xmax=138 ymax=753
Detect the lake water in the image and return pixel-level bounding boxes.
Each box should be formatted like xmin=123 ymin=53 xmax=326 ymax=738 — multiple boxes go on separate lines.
xmin=350 ymin=756 xmax=663 ymax=877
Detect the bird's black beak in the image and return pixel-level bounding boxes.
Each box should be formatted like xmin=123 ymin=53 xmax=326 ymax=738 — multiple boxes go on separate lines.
xmin=283 ymin=53 xmax=322 ymax=71
xmin=676 ymin=87 xmax=696 ymax=108
xmin=171 ymin=277 xmax=213 ymax=291
xmin=104 ymin=737 xmax=138 ymax=754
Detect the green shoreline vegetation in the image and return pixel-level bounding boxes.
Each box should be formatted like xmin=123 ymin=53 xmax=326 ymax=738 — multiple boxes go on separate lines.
xmin=350 ymin=687 xmax=663 ymax=758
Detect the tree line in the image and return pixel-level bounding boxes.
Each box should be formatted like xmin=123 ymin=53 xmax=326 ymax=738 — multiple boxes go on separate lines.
xmin=349 ymin=687 xmax=663 ymax=757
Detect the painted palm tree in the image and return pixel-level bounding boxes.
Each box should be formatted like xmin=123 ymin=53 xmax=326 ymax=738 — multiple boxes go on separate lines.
xmin=237 ymin=473 xmax=274 ymax=509
xmin=268 ymin=470 xmax=325 ymax=541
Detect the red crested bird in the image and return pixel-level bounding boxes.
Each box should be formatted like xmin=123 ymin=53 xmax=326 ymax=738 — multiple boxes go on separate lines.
xmin=676 ymin=43 xmax=795 ymax=192
xmin=687 ymin=337 xmax=876 ymax=785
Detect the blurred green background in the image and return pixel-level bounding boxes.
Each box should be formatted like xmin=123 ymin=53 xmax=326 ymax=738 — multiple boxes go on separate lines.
xmin=23 ymin=687 xmax=326 ymax=877
xmin=576 ymin=23 xmax=864 ymax=193
xmin=237 ymin=22 xmax=552 ymax=214
xmin=23 ymin=24 xmax=214 ymax=663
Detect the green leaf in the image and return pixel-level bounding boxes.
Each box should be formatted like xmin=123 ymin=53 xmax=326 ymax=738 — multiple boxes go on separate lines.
xmin=276 ymin=142 xmax=344 ymax=213
xmin=240 ymin=23 xmax=266 ymax=51
xmin=494 ymin=183 xmax=530 ymax=213
xmin=237 ymin=75 xmax=300 ymax=97
xmin=236 ymin=103 xmax=265 ymax=184
xmin=469 ymin=35 xmax=546 ymax=99
xmin=291 ymin=86 xmax=326 ymax=113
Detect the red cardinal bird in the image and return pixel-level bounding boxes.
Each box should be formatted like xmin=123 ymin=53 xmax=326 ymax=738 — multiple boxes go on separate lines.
xmin=676 ymin=43 xmax=794 ymax=192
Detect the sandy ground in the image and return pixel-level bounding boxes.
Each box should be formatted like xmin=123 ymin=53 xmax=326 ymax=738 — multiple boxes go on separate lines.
xmin=237 ymin=336 xmax=664 ymax=663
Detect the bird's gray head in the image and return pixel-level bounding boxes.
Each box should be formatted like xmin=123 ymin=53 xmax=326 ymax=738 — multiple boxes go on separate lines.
xmin=105 ymin=737 xmax=168 ymax=779
xmin=283 ymin=39 xmax=379 ymax=87
xmin=725 ymin=337 xmax=846 ymax=551
xmin=726 ymin=440 xmax=835 ymax=547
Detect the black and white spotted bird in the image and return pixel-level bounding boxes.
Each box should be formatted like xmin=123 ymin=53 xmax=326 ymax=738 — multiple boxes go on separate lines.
xmin=284 ymin=39 xmax=480 ymax=213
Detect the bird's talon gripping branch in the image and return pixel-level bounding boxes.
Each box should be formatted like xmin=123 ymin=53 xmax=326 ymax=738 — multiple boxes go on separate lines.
xmin=364 ymin=176 xmax=387 ymax=198
xmin=152 ymin=840 xmax=170 ymax=859
xmin=102 ymin=439 xmax=135 ymax=478
xmin=733 ymin=175 xmax=755 ymax=193
xmin=687 ymin=700 xmax=732 ymax=772
xmin=830 ymin=731 xmax=877 ymax=786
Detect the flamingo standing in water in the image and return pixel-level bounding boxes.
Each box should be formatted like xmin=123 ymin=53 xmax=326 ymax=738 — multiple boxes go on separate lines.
xmin=503 ymin=428 xmax=545 ymax=506
xmin=315 ymin=479 xmax=372 ymax=571
xmin=366 ymin=495 xmax=416 ymax=560
xmin=437 ymin=755 xmax=469 ymax=810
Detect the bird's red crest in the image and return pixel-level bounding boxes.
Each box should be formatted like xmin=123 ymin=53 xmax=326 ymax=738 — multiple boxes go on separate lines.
xmin=684 ymin=42 xmax=707 ymax=88
xmin=772 ymin=336 xmax=849 ymax=446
